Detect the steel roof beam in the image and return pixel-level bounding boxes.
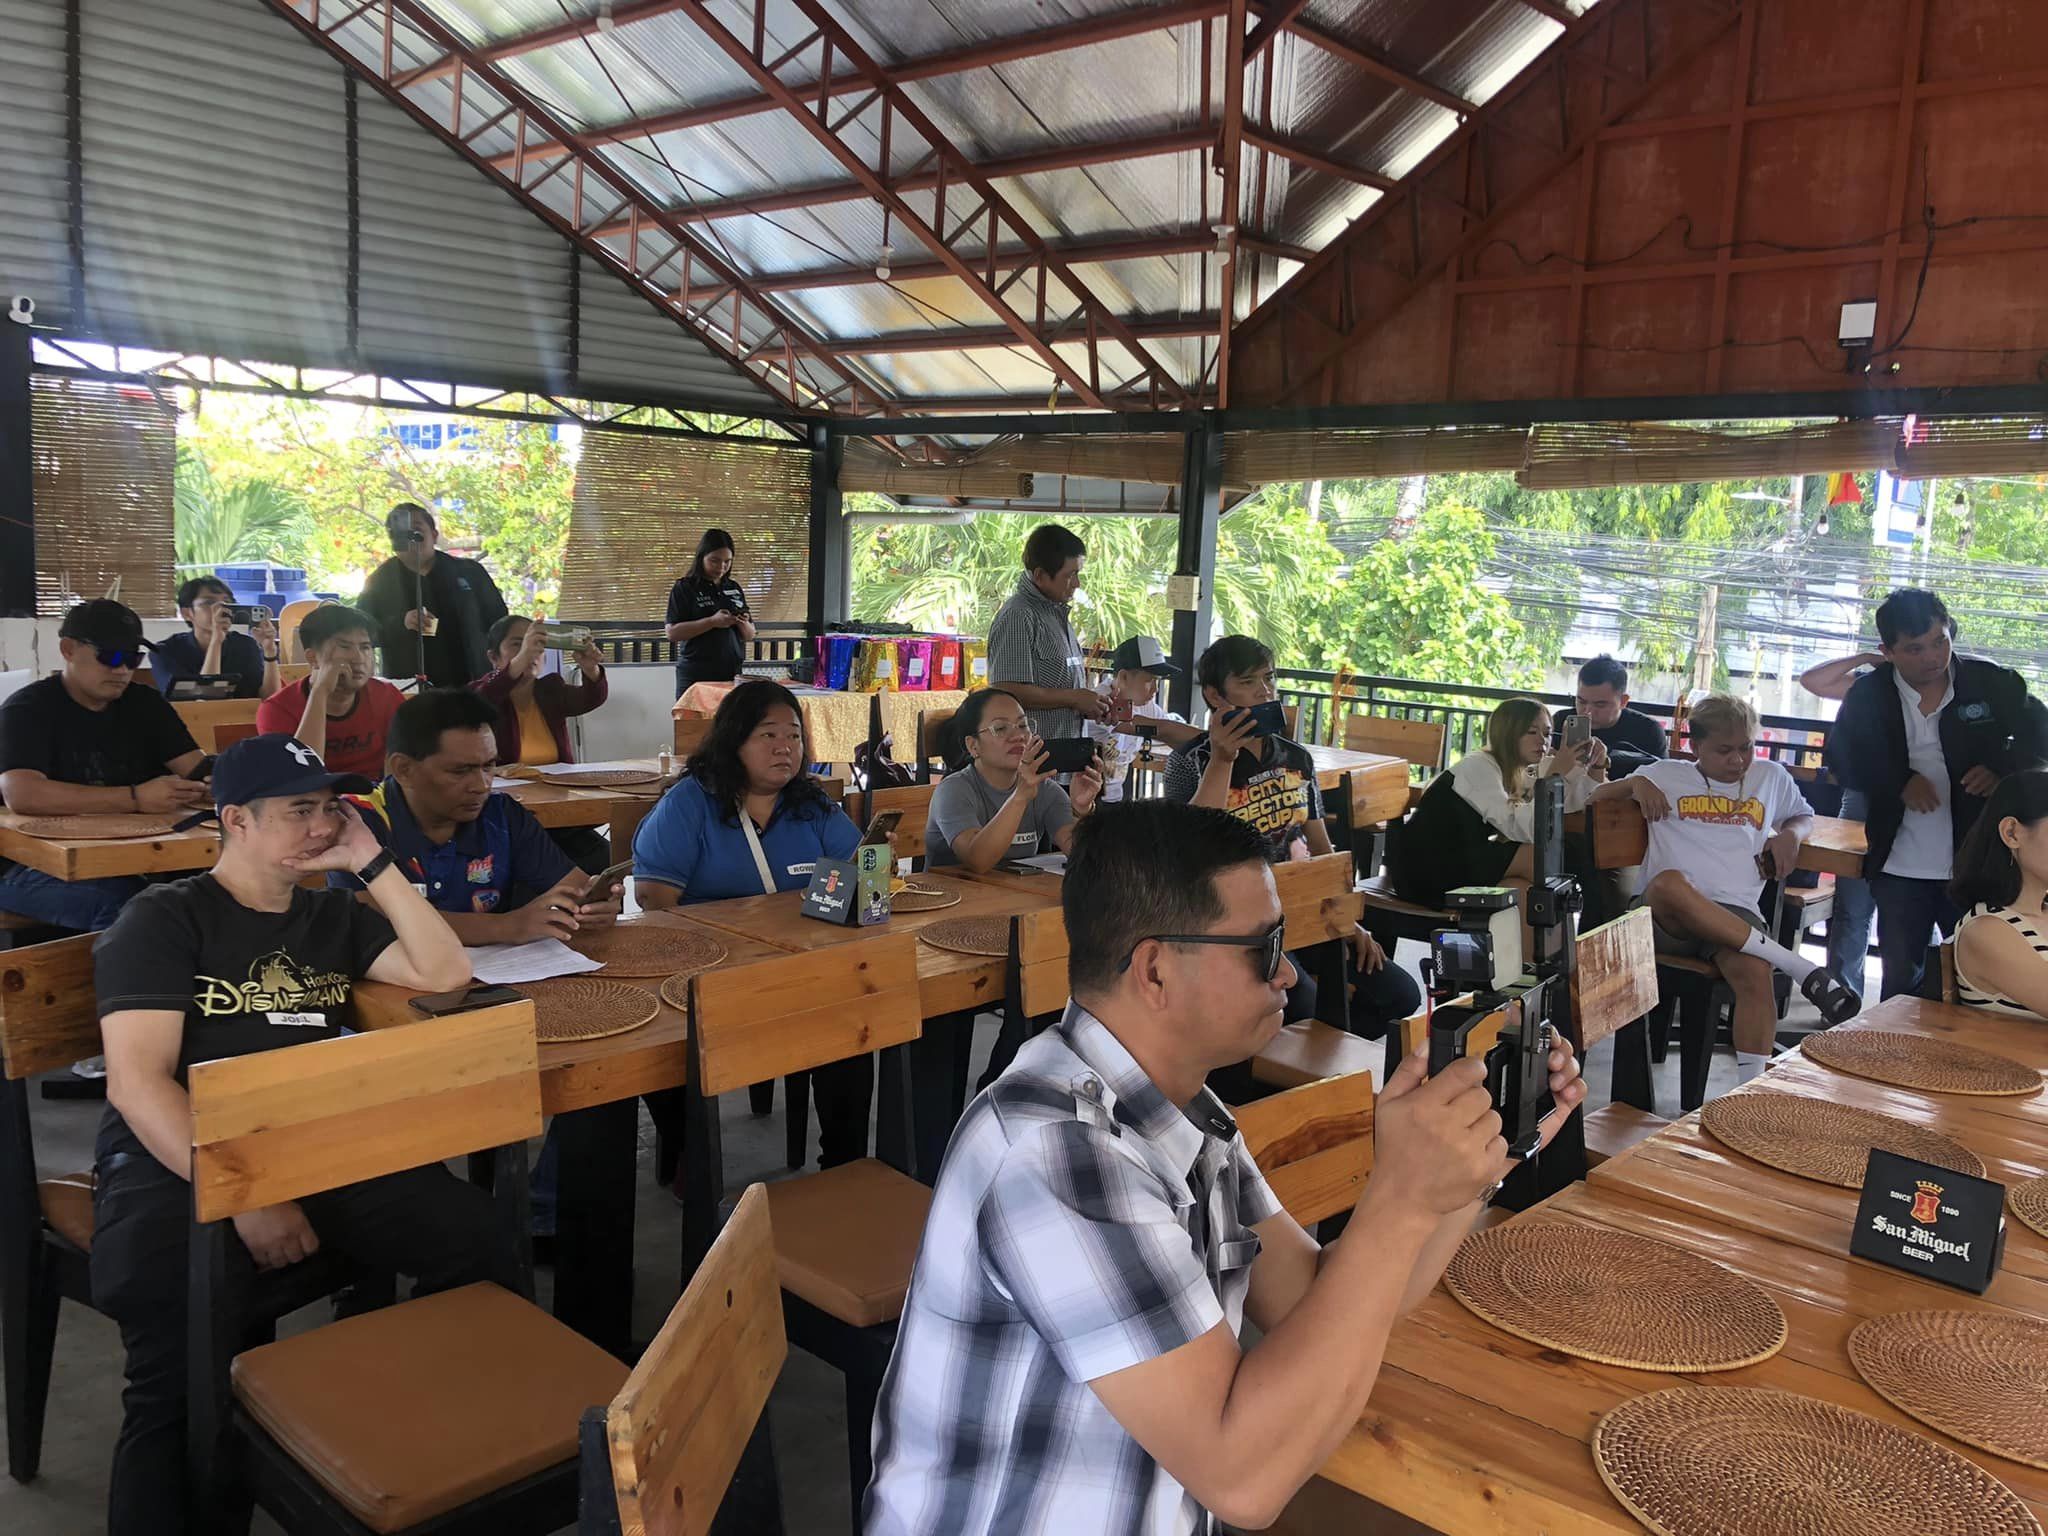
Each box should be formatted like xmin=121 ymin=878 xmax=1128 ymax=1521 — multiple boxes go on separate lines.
xmin=257 ymin=0 xmax=885 ymax=415
xmin=822 ymin=316 xmax=1216 ymax=358
xmin=666 ymin=0 xmax=1194 ymax=410
xmin=488 ymin=0 xmax=1231 ymax=166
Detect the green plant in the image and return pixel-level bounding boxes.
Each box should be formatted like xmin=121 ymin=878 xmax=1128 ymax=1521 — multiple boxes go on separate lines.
xmin=173 ymin=447 xmax=310 ymax=575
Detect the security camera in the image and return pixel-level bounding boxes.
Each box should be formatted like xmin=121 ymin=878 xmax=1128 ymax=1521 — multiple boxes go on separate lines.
xmin=6 ymin=295 xmax=32 ymax=327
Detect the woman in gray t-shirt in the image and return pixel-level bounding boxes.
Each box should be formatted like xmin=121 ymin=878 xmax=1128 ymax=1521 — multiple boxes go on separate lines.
xmin=926 ymin=688 xmax=1104 ymax=870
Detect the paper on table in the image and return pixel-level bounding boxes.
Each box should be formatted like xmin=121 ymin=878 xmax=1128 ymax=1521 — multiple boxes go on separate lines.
xmin=1016 ymin=852 xmax=1067 ymax=873
xmin=490 ymin=776 xmax=528 ymax=790
xmin=466 ymin=938 xmax=604 ymax=985
xmin=528 ymin=758 xmax=656 ymax=775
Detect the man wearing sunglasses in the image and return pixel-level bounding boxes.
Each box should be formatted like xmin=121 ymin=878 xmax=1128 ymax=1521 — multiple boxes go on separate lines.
xmin=0 ymin=600 xmax=210 ymax=930
xmin=867 ymin=799 xmax=1586 ymax=1536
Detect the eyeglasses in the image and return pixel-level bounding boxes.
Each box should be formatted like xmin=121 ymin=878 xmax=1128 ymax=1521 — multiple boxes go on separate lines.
xmin=1119 ymin=918 xmax=1288 ymax=983
xmin=976 ymin=717 xmax=1038 ymax=741
xmin=94 ymin=646 xmax=143 ymax=670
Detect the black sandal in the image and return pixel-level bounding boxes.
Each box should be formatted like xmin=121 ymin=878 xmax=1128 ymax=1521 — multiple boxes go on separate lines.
xmin=1800 ymin=968 xmax=1862 ymax=1026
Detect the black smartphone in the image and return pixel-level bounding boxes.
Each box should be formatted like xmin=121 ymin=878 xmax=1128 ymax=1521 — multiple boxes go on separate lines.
xmin=585 ymin=859 xmax=634 ymax=906
xmin=409 ymin=984 xmax=527 ymax=1018
xmin=226 ymin=604 xmax=267 ymax=626
xmin=1228 ymin=700 xmax=1290 ymax=739
xmin=860 ymin=808 xmax=904 ymax=845
xmin=1038 ymin=736 xmax=1102 ymax=775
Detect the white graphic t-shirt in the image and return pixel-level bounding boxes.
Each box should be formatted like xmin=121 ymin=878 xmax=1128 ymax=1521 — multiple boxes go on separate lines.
xmin=1632 ymin=755 xmax=1813 ymax=917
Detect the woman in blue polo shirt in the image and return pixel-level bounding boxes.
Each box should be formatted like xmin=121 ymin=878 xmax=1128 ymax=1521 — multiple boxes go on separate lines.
xmin=633 ymin=680 xmax=869 ymax=1166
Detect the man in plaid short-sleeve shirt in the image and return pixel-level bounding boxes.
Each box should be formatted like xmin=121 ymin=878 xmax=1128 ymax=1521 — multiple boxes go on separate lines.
xmin=864 ymin=801 xmax=1586 ymax=1535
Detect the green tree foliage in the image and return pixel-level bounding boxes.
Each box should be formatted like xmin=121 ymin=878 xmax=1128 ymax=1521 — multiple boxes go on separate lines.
xmin=173 ymin=447 xmax=310 ymax=575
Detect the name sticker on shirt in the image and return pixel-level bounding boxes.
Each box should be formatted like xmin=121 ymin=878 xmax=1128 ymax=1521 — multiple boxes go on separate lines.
xmin=267 ymin=1011 xmax=326 ymax=1028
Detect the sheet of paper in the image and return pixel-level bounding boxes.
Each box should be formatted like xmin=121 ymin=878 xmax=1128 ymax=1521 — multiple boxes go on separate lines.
xmin=1016 ymin=852 xmax=1067 ymax=873
xmin=528 ymin=758 xmax=656 ymax=775
xmin=465 ymin=938 xmax=603 ymax=985
xmin=490 ymin=776 xmax=528 ymax=790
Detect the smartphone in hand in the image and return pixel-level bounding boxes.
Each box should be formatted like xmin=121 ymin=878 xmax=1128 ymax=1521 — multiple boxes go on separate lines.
xmin=1039 ymin=736 xmax=1103 ymax=775
xmin=585 ymin=859 xmax=634 ymax=906
xmin=861 ymin=809 xmax=904 ymax=845
xmin=1563 ymin=714 xmax=1594 ymax=749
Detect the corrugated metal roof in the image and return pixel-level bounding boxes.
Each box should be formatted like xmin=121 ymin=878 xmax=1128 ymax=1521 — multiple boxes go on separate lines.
xmin=0 ymin=0 xmax=73 ymax=332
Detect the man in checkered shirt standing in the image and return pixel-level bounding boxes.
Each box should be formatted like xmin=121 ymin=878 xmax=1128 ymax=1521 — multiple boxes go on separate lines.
xmin=985 ymin=523 xmax=1113 ymax=741
xmin=864 ymin=800 xmax=1586 ymax=1534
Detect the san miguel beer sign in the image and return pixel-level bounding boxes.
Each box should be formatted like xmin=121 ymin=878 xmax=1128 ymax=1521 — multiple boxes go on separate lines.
xmin=1851 ymin=1148 xmax=2006 ymax=1295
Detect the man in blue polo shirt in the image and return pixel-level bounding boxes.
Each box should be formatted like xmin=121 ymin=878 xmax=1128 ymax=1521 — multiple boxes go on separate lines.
xmin=343 ymin=689 xmax=617 ymax=942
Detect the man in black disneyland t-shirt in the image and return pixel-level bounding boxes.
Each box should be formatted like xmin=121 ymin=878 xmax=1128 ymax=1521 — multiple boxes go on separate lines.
xmin=87 ymin=734 xmax=511 ymax=1536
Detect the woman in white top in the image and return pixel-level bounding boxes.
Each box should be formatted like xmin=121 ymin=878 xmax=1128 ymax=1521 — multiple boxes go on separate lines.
xmin=1949 ymin=769 xmax=2048 ymax=1019
xmin=1391 ymin=697 xmax=1604 ymax=908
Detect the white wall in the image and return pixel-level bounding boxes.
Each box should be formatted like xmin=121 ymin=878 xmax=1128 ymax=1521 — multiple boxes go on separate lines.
xmin=567 ymin=662 xmax=676 ymax=763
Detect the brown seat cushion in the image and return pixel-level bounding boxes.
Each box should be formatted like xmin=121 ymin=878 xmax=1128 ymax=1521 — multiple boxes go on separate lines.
xmin=764 ymin=1158 xmax=931 ymax=1329
xmin=230 ymin=1282 xmax=628 ymax=1534
xmin=1250 ymin=1022 xmax=1381 ymax=1091
xmin=38 ymin=1170 xmax=95 ymax=1250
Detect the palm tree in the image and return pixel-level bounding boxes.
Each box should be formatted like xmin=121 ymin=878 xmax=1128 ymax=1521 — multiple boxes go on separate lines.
xmin=173 ymin=447 xmax=310 ymax=576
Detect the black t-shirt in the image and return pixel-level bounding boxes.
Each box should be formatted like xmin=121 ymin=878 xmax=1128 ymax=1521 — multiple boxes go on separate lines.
xmin=359 ymin=551 xmax=508 ymax=688
xmin=1552 ymin=706 xmax=1669 ymax=776
xmin=150 ymin=630 xmax=268 ymax=698
xmin=665 ymin=575 xmax=750 ymax=682
xmin=0 ymin=676 xmax=200 ymax=788
xmin=1162 ymin=731 xmax=1325 ymax=863
xmin=91 ymin=875 xmax=399 ymax=1162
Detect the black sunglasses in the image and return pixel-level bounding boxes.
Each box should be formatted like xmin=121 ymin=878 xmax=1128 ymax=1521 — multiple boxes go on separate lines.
xmin=1120 ymin=918 xmax=1288 ymax=983
xmin=94 ymin=646 xmax=144 ymax=670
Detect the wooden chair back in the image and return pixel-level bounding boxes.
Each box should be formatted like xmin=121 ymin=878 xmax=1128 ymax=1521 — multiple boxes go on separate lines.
xmin=278 ymin=662 xmax=310 ymax=687
xmin=600 ymin=1184 xmax=785 ymax=1536
xmin=1343 ymin=767 xmax=1413 ymax=831
xmin=187 ymin=1003 xmax=543 ymax=1223
xmin=173 ymin=698 xmax=263 ymax=753
xmin=1270 ymin=853 xmax=1360 ymax=948
xmin=1344 ymin=713 xmax=1447 ymax=772
xmin=865 ymin=783 xmax=935 ymax=863
xmin=815 ymin=776 xmax=844 ymax=803
xmin=916 ymin=709 xmax=956 ymax=781
xmin=276 ymin=597 xmax=323 ymax=664
xmin=686 ymin=936 xmax=922 ymax=1096
xmin=1234 ymin=1070 xmax=1374 ymax=1227
xmin=673 ymin=714 xmax=713 ymax=759
xmin=1282 ymin=703 xmax=1300 ymax=738
xmin=214 ymin=721 xmax=259 ymax=751
xmin=1571 ymin=908 xmax=1658 ymax=1051
xmin=0 ymin=935 xmax=102 ymax=1082
xmin=1588 ymin=798 xmax=1650 ymax=868
xmin=1010 ymin=906 xmax=1071 ymax=1019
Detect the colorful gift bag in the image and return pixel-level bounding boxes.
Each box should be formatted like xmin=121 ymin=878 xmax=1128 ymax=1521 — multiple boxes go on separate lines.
xmin=819 ymin=633 xmax=860 ymax=690
xmin=853 ymin=636 xmax=899 ymax=691
xmin=960 ymin=638 xmax=989 ymax=691
xmin=897 ymin=637 xmax=934 ymax=692
xmin=931 ymin=637 xmax=963 ymax=690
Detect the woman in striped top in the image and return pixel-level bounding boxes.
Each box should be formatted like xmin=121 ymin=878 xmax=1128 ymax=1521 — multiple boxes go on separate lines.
xmin=1949 ymin=770 xmax=2048 ymax=1019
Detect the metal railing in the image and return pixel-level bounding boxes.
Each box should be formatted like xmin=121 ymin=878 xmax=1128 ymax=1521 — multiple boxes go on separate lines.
xmin=562 ymin=619 xmax=810 ymax=670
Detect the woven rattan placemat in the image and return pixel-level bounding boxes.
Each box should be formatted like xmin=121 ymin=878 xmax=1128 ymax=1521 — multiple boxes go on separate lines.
xmin=572 ymin=923 xmax=726 ymax=979
xmin=538 ymin=768 xmax=662 ymax=789
xmin=917 ymin=916 xmax=1010 ymax=957
xmin=1700 ymin=1092 xmax=1985 ymax=1189
xmin=1850 ymin=1310 xmax=2048 ymax=1471
xmin=1593 ymin=1386 xmax=2041 ymax=1536
xmin=889 ymin=880 xmax=964 ymax=913
xmin=1445 ymin=1222 xmax=1786 ymax=1372
xmin=1804 ymin=1029 xmax=2042 ymax=1098
xmin=518 ymin=978 xmax=660 ymax=1043
xmin=2010 ymin=1176 xmax=2048 ymax=1243
xmin=13 ymin=814 xmax=180 ymax=840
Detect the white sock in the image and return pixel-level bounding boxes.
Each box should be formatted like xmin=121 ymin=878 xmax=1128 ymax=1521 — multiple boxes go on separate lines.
xmin=1736 ymin=1051 xmax=1768 ymax=1083
xmin=1738 ymin=927 xmax=1818 ymax=982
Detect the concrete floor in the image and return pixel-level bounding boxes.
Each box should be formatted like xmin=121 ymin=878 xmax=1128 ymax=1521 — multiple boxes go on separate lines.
xmin=1 ymin=936 xmax=1861 ymax=1536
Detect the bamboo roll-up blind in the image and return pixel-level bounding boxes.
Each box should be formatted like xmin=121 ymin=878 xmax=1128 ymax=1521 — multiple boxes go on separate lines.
xmin=1223 ymin=427 xmax=1530 ymax=485
xmin=1516 ymin=419 xmax=1900 ymax=490
xmin=30 ymin=374 xmax=177 ymax=616
xmin=1893 ymin=417 xmax=2048 ymax=479
xmin=839 ymin=439 xmax=1034 ymax=498
xmin=558 ymin=431 xmax=811 ymax=623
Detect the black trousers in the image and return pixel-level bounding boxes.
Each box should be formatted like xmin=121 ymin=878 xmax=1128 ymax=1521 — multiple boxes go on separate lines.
xmin=88 ymin=1151 xmax=515 ymax=1536
xmin=548 ymin=824 xmax=614 ymax=876
xmin=1283 ymin=943 xmax=1423 ymax=1037
xmin=810 ymin=1054 xmax=876 ymax=1169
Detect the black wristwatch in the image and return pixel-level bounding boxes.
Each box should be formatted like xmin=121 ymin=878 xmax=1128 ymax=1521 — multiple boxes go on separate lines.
xmin=355 ymin=850 xmax=395 ymax=886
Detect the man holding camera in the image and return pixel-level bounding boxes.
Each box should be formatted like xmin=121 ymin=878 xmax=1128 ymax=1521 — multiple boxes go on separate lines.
xmin=151 ymin=577 xmax=281 ymax=700
xmin=866 ymin=801 xmax=1585 ymax=1536
xmin=357 ymin=502 xmax=508 ymax=688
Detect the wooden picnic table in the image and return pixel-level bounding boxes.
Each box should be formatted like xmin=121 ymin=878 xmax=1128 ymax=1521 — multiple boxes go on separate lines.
xmin=1800 ymin=813 xmax=1867 ymax=878
xmin=0 ymin=813 xmax=220 ymax=880
xmin=1321 ymin=993 xmax=2048 ymax=1530
xmin=351 ymin=909 xmax=785 ymax=1359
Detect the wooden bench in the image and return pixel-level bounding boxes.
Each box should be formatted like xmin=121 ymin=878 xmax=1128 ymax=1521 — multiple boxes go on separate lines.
xmin=1582 ymin=1103 xmax=1670 ymax=1169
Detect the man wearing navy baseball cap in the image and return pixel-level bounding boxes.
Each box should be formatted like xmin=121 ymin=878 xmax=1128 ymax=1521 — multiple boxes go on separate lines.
xmin=87 ymin=735 xmax=511 ymax=1536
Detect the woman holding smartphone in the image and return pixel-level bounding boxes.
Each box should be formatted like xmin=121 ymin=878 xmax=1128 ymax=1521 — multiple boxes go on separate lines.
xmin=925 ymin=687 xmax=1104 ymax=873
xmin=664 ymin=528 xmax=755 ymax=700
